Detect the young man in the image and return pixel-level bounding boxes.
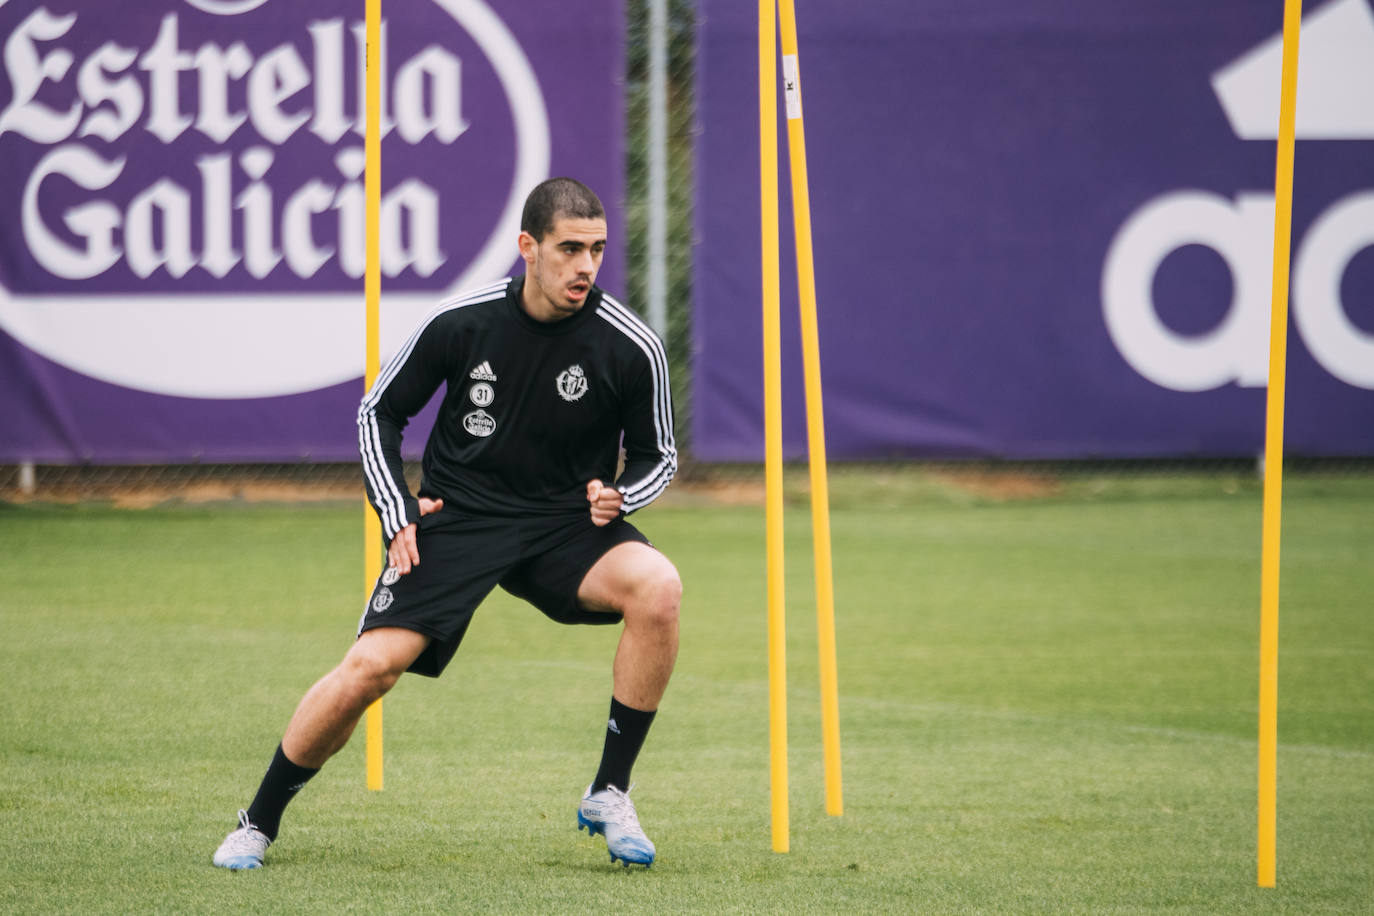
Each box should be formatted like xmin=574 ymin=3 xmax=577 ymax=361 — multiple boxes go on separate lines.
xmin=213 ymin=177 xmax=679 ymax=870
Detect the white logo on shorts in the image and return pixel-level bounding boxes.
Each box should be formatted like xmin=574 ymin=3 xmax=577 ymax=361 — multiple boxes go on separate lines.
xmin=372 ymin=587 xmax=394 ymax=613
xmin=381 ymin=567 xmax=402 ymax=586
xmin=463 ymin=409 xmax=496 ymax=437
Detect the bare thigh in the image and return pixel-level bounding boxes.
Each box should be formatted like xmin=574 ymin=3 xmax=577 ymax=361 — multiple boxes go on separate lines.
xmin=577 ymin=541 xmax=681 ymax=616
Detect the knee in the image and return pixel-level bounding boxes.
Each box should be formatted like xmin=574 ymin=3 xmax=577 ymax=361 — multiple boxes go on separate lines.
xmin=337 ymin=647 xmax=405 ymax=705
xmin=627 ymin=565 xmax=682 ymax=632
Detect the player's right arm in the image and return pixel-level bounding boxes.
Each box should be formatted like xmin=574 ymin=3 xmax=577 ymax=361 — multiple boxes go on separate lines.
xmin=386 ymin=496 xmax=444 ymax=573
xmin=357 ymin=312 xmax=456 ymax=550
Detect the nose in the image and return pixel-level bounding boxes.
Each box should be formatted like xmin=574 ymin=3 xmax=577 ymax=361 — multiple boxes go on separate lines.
xmin=575 ymin=248 xmax=596 ymax=274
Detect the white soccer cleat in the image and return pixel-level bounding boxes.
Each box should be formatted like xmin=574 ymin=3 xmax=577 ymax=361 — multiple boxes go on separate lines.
xmin=212 ymin=810 xmax=271 ymax=870
xmin=577 ymin=784 xmax=656 ymax=867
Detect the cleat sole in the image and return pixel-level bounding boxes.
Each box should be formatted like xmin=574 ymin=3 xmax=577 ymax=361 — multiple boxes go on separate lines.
xmin=608 ymin=851 xmax=654 ymax=868
xmin=217 ymin=857 xmax=263 ymax=870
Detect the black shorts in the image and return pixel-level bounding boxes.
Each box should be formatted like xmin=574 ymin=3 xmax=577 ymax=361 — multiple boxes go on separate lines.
xmin=358 ymin=508 xmax=650 ymax=677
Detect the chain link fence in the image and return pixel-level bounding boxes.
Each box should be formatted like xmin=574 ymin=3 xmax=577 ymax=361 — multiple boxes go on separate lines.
xmin=1 ymin=4 xmax=1370 ymax=505
xmin=623 ymin=0 xmax=697 ymax=459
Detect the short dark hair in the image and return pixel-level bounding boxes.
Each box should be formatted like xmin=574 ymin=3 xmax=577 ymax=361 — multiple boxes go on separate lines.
xmin=520 ymin=177 xmax=605 ymax=241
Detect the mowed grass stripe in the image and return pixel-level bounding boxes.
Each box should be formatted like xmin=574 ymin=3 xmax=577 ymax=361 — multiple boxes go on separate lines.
xmin=0 ymin=478 xmax=1369 ymax=913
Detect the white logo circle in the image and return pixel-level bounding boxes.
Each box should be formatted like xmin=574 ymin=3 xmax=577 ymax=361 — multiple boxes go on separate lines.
xmin=381 ymin=567 xmax=402 ymax=586
xmin=463 ymin=408 xmax=497 ymax=437
xmin=372 ymin=587 xmax=395 ymax=612
xmin=470 ymin=382 xmax=495 ymax=406
xmin=183 ymin=0 xmax=272 ymax=15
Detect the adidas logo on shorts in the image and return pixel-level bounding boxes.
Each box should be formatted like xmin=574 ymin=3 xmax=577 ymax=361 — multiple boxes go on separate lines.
xmin=469 ymin=360 xmax=497 ymax=381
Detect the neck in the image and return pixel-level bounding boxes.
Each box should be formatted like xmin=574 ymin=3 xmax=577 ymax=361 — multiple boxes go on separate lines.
xmin=520 ymin=275 xmax=579 ymax=323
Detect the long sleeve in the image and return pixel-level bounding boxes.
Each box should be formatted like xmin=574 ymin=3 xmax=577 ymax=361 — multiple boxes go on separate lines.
xmin=357 ymin=310 xmax=454 ymax=543
xmin=600 ymin=296 xmax=677 ymax=514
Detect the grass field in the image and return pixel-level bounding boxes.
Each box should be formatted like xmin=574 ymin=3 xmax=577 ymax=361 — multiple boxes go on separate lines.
xmin=1 ymin=471 xmax=1371 ymax=913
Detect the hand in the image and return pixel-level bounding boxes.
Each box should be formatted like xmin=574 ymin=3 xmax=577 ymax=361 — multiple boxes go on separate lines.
xmin=586 ymin=479 xmax=624 ymax=527
xmin=386 ymin=497 xmax=443 ymax=575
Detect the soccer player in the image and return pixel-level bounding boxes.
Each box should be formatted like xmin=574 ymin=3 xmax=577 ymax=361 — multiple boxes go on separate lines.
xmin=213 ymin=177 xmax=679 ymax=870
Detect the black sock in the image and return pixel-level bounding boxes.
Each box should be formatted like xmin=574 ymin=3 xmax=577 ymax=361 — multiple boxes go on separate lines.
xmin=244 ymin=744 xmax=319 ymax=841
xmin=592 ymin=697 xmax=657 ymax=793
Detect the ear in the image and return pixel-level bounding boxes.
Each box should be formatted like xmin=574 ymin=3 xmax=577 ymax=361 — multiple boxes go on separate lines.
xmin=517 ymin=231 xmax=538 ymax=266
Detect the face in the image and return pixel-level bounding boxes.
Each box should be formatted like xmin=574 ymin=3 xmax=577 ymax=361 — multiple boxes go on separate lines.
xmin=518 ymin=216 xmax=607 ymax=321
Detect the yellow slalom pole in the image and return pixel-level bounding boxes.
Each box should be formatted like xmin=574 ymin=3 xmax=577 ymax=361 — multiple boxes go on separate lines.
xmin=776 ymin=0 xmax=842 ymax=817
xmin=1258 ymin=0 xmax=1302 ymax=889
xmin=760 ymin=0 xmax=789 ymax=854
xmin=363 ymin=0 xmax=384 ymax=793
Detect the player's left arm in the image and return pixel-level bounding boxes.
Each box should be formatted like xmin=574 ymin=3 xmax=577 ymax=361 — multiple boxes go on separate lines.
xmin=612 ymin=346 xmax=678 ymax=516
xmin=586 ymin=479 xmax=624 ymax=527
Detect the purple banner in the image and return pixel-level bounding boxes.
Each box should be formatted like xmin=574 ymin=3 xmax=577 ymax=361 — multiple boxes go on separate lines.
xmin=694 ymin=0 xmax=1374 ymax=460
xmin=0 ymin=0 xmax=623 ymax=463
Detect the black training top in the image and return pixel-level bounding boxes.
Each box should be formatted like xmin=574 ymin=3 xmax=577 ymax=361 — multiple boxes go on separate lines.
xmin=357 ymin=276 xmax=677 ymax=542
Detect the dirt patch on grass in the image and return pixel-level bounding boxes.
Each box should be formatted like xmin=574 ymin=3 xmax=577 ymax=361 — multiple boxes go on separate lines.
xmin=107 ymin=481 xmax=361 ymax=508
xmin=1 ymin=463 xmax=1069 ymax=508
xmin=658 ymin=478 xmax=766 ymax=506
xmin=927 ymin=468 xmax=1062 ymax=500
xmin=0 ymin=468 xmax=363 ymax=508
xmin=5 ymin=475 xmax=762 ymax=509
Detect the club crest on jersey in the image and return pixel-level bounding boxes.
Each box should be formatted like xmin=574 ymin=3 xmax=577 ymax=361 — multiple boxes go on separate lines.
xmin=372 ymin=587 xmax=394 ymax=613
xmin=463 ymin=408 xmax=496 ymax=437
xmin=556 ymin=365 xmax=588 ymax=402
